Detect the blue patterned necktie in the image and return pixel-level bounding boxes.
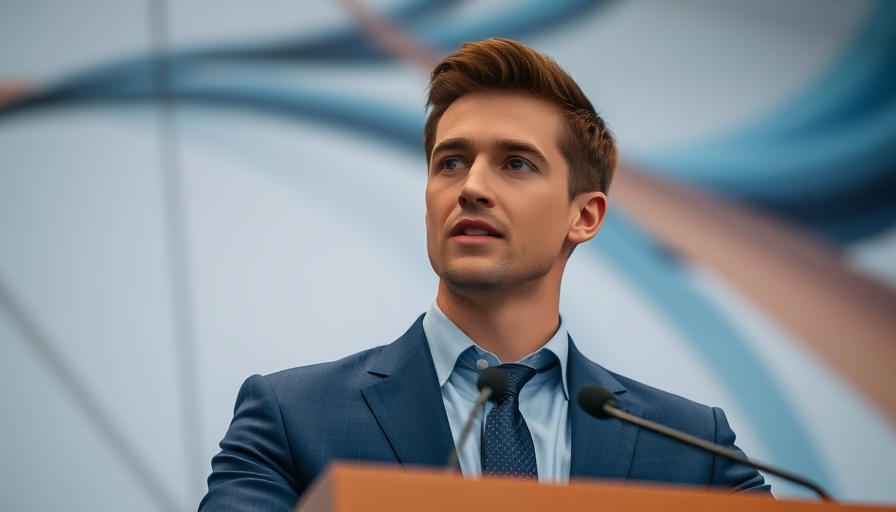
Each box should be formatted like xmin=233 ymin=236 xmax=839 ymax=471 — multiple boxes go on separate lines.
xmin=481 ymin=363 xmax=538 ymax=478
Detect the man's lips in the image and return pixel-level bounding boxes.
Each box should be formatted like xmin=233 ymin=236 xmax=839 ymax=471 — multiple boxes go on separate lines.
xmin=449 ymin=219 xmax=503 ymax=238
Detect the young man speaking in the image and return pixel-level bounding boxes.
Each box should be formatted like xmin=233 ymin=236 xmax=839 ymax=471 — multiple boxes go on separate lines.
xmin=199 ymin=38 xmax=769 ymax=511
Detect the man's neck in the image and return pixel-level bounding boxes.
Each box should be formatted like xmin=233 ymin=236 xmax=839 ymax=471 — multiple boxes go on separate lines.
xmin=435 ymin=280 xmax=561 ymax=362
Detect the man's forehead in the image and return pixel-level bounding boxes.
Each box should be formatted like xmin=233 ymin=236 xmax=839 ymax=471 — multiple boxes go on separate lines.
xmin=432 ymin=91 xmax=564 ymax=153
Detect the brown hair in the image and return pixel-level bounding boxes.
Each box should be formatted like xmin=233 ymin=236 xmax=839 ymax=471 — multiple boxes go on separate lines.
xmin=424 ymin=38 xmax=617 ymax=197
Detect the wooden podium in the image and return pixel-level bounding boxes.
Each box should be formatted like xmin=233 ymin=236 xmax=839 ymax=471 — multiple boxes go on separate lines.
xmin=296 ymin=463 xmax=894 ymax=512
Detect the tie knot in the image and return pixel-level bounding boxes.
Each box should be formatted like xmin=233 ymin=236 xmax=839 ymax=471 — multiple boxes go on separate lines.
xmin=498 ymin=363 xmax=537 ymax=400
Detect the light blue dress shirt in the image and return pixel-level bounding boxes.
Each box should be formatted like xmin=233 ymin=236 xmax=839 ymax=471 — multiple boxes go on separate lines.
xmin=422 ymin=302 xmax=572 ymax=482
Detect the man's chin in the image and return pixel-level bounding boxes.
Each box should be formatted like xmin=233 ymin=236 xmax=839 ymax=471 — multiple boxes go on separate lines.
xmin=439 ymin=267 xmax=505 ymax=292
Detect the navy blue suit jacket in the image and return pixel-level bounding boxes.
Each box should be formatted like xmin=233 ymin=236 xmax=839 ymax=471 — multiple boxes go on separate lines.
xmin=199 ymin=316 xmax=768 ymax=511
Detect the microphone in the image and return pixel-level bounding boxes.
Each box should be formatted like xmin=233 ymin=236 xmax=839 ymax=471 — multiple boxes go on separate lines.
xmin=577 ymin=385 xmax=834 ymax=502
xmin=445 ymin=367 xmax=508 ymax=473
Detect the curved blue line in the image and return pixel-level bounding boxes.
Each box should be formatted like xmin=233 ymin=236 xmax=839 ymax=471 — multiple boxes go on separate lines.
xmin=637 ymin=1 xmax=896 ymax=174
xmin=0 ymin=0 xmax=611 ymax=118
xmin=199 ymin=0 xmax=610 ymax=61
xmin=633 ymin=1 xmax=896 ymax=242
xmin=713 ymin=1 xmax=896 ymax=141
xmin=632 ymin=2 xmax=896 ymax=242
xmin=637 ymin=102 xmax=896 ymax=192
xmin=196 ymin=0 xmax=462 ymax=61
xmin=407 ymin=0 xmax=612 ymax=52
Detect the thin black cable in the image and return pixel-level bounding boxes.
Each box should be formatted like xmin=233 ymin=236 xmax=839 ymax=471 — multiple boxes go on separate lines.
xmin=147 ymin=0 xmax=204 ymax=506
xmin=0 ymin=276 xmax=183 ymax=512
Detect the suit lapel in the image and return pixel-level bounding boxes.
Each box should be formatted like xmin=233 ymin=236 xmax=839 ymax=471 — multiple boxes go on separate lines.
xmin=359 ymin=323 xmax=643 ymax=476
xmin=568 ymin=338 xmax=641 ymax=480
xmin=361 ymin=317 xmax=456 ymax=468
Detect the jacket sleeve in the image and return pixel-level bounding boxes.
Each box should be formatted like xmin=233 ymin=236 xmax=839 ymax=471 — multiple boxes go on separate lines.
xmin=710 ymin=406 xmax=773 ymax=495
xmin=199 ymin=374 xmax=302 ymax=512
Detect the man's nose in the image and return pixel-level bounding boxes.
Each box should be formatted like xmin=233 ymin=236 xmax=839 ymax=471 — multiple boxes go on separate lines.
xmin=458 ymin=163 xmax=495 ymax=208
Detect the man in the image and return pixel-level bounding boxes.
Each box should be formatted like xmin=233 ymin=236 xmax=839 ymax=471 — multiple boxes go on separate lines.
xmin=199 ymin=38 xmax=769 ymax=511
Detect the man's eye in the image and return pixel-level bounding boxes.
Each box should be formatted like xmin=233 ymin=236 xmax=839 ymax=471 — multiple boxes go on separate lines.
xmin=507 ymin=158 xmax=534 ymax=172
xmin=442 ymin=158 xmax=462 ymax=170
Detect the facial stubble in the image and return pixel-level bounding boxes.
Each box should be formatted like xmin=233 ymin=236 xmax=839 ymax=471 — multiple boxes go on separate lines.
xmin=426 ymin=230 xmax=561 ymax=297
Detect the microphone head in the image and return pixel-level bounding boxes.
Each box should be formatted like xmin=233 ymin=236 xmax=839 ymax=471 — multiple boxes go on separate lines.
xmin=577 ymin=385 xmax=618 ymax=419
xmin=477 ymin=367 xmax=508 ymax=403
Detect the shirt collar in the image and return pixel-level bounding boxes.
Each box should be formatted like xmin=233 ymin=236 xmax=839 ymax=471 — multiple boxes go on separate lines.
xmin=422 ymin=301 xmax=570 ymax=398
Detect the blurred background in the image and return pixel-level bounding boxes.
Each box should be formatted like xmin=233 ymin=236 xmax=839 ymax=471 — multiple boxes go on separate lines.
xmin=1 ymin=1 xmax=894 ymax=510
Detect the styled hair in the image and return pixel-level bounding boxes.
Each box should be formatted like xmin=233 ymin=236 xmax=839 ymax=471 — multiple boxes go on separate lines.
xmin=424 ymin=38 xmax=617 ymax=197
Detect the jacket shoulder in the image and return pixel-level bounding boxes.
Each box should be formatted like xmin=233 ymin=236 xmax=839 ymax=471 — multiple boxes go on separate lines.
xmin=256 ymin=345 xmax=386 ymax=401
xmin=606 ymin=370 xmax=770 ymax=493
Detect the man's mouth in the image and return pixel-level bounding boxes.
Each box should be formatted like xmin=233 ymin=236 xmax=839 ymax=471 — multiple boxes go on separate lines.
xmin=450 ymin=219 xmax=503 ymax=238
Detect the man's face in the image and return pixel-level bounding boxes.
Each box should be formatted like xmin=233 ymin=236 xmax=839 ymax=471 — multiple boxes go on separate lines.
xmin=425 ymin=91 xmax=581 ymax=294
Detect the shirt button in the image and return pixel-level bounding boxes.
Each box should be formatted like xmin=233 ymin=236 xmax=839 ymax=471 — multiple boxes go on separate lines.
xmin=476 ymin=359 xmax=489 ymax=370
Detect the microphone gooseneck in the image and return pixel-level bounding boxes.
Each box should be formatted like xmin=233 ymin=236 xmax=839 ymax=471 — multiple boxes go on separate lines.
xmin=446 ymin=367 xmax=508 ymax=473
xmin=576 ymin=385 xmax=834 ymax=502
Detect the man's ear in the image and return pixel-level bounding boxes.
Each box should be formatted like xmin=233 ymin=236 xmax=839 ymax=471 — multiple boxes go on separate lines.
xmin=567 ymin=191 xmax=607 ymax=245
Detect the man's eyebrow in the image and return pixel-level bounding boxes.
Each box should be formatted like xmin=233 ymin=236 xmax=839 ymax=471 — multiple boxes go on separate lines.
xmin=431 ymin=137 xmax=471 ymax=157
xmin=430 ymin=137 xmax=550 ymax=166
xmin=495 ymin=139 xmax=549 ymax=165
